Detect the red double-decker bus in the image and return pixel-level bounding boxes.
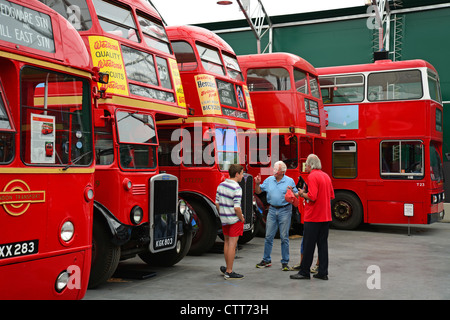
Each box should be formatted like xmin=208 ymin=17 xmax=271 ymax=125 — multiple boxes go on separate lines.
xmin=157 ymin=26 xmax=256 ymax=254
xmin=40 ymin=0 xmax=195 ymax=287
xmin=238 ymin=52 xmax=327 ymax=234
xmin=317 ymin=58 xmax=445 ymax=229
xmin=0 ymin=0 xmax=103 ymax=299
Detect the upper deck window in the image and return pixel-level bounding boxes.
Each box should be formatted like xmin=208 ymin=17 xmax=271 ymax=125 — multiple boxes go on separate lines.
xmin=309 ymin=76 xmax=320 ymax=98
xmin=427 ymin=70 xmax=442 ymax=103
xmin=137 ymin=12 xmax=171 ymax=54
xmin=172 ymin=41 xmax=198 ymax=71
xmin=196 ymin=43 xmax=225 ymax=76
xmin=319 ymin=74 xmax=364 ymax=104
xmin=222 ymin=53 xmax=243 ymax=81
xmin=93 ymin=0 xmax=139 ymax=42
xmin=368 ymin=70 xmax=422 ymax=101
xmin=294 ymin=69 xmax=308 ymax=94
xmin=122 ymin=45 xmax=158 ymax=86
xmin=39 ymin=0 xmax=93 ymax=31
xmin=246 ymin=68 xmax=291 ymax=91
xmin=121 ymin=45 xmax=175 ymax=103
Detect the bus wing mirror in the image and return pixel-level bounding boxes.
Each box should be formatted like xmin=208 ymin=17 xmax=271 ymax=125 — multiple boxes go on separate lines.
xmin=98 ymin=72 xmax=109 ymax=84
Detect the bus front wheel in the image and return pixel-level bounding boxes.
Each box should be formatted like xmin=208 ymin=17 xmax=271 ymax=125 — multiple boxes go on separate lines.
xmin=188 ymin=201 xmax=217 ymax=255
xmin=330 ymin=191 xmax=362 ymax=230
xmin=88 ymin=217 xmax=121 ymax=288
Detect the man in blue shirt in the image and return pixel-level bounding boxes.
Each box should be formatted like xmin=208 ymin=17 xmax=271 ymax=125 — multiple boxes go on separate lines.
xmin=255 ymin=161 xmax=298 ymax=271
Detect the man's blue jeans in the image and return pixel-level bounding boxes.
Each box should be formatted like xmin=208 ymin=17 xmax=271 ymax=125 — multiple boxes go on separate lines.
xmin=263 ymin=204 xmax=292 ymax=264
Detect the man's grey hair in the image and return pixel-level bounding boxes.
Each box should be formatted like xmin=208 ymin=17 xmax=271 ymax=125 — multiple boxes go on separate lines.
xmin=306 ymin=154 xmax=322 ymax=170
xmin=274 ymin=161 xmax=287 ymax=173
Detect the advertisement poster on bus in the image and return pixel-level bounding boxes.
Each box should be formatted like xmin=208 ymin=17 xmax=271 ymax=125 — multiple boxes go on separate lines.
xmin=324 ymin=104 xmax=359 ymax=130
xmin=168 ymin=58 xmax=186 ymax=107
xmin=88 ymin=36 xmax=129 ymax=96
xmin=30 ymin=113 xmax=55 ymax=164
xmin=195 ymin=74 xmax=222 ymax=116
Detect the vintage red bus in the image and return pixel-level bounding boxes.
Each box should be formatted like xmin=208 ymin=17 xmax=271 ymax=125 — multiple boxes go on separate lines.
xmin=238 ymin=52 xmax=327 ymax=234
xmin=157 ymin=25 xmax=256 ymax=254
xmin=317 ymin=58 xmax=445 ymax=229
xmin=0 ymin=0 xmax=103 ymax=299
xmin=40 ymin=0 xmax=195 ymax=287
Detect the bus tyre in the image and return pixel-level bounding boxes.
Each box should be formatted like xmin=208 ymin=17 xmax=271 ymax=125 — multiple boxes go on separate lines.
xmin=330 ymin=191 xmax=363 ymax=230
xmin=139 ymin=231 xmax=193 ymax=267
xmin=88 ymin=218 xmax=121 ymax=288
xmin=188 ymin=201 xmax=217 ymax=255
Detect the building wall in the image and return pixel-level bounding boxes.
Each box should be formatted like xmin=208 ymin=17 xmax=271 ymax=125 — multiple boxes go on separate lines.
xmin=198 ymin=3 xmax=450 ymax=197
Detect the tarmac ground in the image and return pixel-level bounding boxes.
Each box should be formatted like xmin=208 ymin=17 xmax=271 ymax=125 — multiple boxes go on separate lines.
xmin=84 ymin=221 xmax=450 ymax=302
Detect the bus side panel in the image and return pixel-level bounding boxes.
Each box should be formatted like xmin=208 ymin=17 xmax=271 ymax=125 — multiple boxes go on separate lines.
xmin=0 ymin=173 xmax=93 ymax=299
xmin=367 ymin=200 xmax=425 ymax=224
xmin=0 ymin=250 xmax=90 ymax=300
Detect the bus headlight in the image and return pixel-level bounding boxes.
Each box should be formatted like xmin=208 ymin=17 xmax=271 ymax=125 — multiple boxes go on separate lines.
xmin=178 ymin=199 xmax=187 ymax=215
xmin=60 ymin=221 xmax=75 ymax=242
xmin=55 ymin=271 xmax=70 ymax=293
xmin=432 ymin=194 xmax=439 ymax=204
xmin=84 ymin=187 xmax=94 ymax=202
xmin=123 ymin=178 xmax=132 ymax=191
xmin=178 ymin=199 xmax=193 ymax=224
xmin=130 ymin=206 xmax=143 ymax=224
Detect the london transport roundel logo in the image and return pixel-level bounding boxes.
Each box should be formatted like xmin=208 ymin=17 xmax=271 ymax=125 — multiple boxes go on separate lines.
xmin=0 ymin=180 xmax=45 ymax=216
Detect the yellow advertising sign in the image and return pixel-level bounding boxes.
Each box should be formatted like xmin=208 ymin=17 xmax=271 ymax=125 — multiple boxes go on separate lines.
xmin=243 ymin=85 xmax=255 ymax=122
xmin=195 ymin=74 xmax=222 ymax=116
xmin=168 ymin=58 xmax=186 ymax=107
xmin=88 ymin=36 xmax=129 ymax=96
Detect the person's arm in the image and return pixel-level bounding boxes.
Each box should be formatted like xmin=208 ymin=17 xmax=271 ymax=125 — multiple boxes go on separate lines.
xmin=235 ymin=207 xmax=245 ymax=223
xmin=300 ymin=174 xmax=317 ymax=201
xmin=299 ymin=188 xmax=312 ymax=201
xmin=255 ymin=174 xmax=262 ymax=194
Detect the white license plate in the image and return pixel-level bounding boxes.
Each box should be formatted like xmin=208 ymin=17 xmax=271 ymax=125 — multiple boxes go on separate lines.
xmin=0 ymin=240 xmax=39 ymax=259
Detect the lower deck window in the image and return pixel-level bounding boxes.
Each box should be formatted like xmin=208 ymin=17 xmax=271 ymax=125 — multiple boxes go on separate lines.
xmin=332 ymin=141 xmax=357 ymax=178
xmin=381 ymin=140 xmax=423 ymax=179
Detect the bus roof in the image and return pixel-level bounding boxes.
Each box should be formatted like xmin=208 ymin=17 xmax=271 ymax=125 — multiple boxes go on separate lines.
xmin=166 ymin=25 xmax=236 ymax=56
xmin=318 ymin=59 xmax=438 ymax=76
xmin=124 ymin=0 xmax=162 ymax=20
xmin=0 ymin=0 xmax=91 ymax=71
xmin=238 ymin=52 xmax=318 ymax=76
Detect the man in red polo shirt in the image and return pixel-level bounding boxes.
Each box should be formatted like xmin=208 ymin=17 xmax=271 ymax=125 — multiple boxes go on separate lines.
xmin=290 ymin=154 xmax=334 ymax=280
